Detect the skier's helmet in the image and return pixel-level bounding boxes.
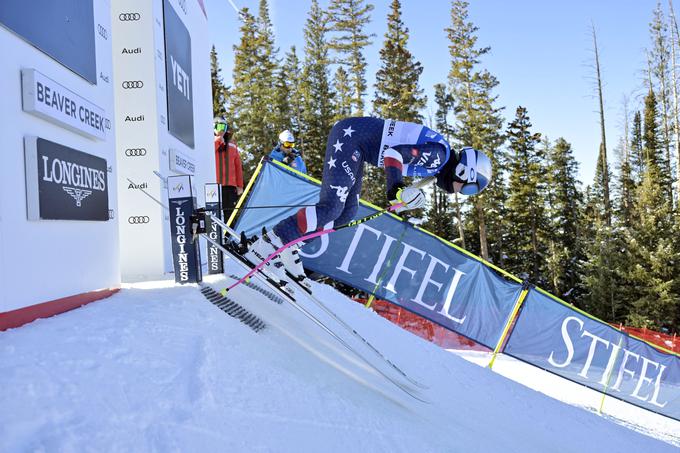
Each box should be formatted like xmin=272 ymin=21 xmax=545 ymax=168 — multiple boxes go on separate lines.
xmin=453 ymin=147 xmax=492 ymax=195
xmin=278 ymin=130 xmax=295 ymax=149
xmin=214 ymin=116 xmax=228 ymax=134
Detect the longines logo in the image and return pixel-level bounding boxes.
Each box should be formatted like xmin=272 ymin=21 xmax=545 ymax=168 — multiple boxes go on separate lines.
xmin=26 ymin=137 xmax=109 ymax=221
xmin=119 ymin=13 xmax=141 ymax=21
xmin=125 ymin=148 xmax=147 ymax=157
xmin=97 ymin=24 xmax=108 ymax=40
xmin=172 ymin=183 xmax=185 ymax=193
xmin=128 ymin=216 xmax=150 ymax=224
xmin=122 ymin=80 xmax=143 ymax=89
xmin=63 ymin=187 xmax=92 ymax=207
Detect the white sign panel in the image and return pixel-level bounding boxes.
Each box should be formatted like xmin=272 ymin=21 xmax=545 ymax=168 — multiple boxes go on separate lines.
xmin=168 ymin=174 xmax=192 ymax=199
xmin=169 ymin=148 xmax=196 ymax=174
xmin=21 ymin=68 xmax=109 ymax=140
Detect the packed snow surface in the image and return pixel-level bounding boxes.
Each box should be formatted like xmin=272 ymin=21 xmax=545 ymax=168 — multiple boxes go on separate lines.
xmin=1 ymin=266 xmax=678 ymax=452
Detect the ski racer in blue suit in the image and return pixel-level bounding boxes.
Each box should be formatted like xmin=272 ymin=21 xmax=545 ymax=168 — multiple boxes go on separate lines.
xmin=244 ymin=116 xmax=492 ymax=290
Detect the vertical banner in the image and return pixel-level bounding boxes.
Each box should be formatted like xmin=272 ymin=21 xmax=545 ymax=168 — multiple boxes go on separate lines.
xmin=167 ymin=175 xmax=201 ymax=283
xmin=205 ymin=183 xmax=223 ymax=274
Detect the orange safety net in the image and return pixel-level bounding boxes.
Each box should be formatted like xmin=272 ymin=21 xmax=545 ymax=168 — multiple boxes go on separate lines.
xmin=613 ymin=324 xmax=679 ymax=354
xmin=353 ymin=298 xmax=490 ymax=351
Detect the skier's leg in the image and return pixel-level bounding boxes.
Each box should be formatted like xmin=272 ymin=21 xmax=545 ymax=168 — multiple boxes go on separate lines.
xmin=273 ymin=120 xmax=363 ymax=243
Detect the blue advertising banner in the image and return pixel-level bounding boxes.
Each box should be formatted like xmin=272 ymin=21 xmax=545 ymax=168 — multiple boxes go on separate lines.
xmin=504 ymin=289 xmax=680 ymax=421
xmin=234 ymin=161 xmax=522 ymax=349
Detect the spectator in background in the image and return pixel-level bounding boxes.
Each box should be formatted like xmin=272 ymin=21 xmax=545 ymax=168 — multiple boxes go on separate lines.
xmin=214 ymin=117 xmax=243 ymax=221
xmin=269 ymin=130 xmax=307 ymax=174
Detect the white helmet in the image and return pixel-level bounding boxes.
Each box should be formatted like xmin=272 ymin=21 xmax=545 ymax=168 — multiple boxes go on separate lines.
xmin=454 ymin=147 xmax=492 ymax=195
xmin=278 ymin=130 xmax=295 ymax=145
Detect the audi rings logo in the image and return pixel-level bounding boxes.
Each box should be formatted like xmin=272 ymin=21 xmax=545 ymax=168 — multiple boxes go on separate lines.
xmin=125 ymin=148 xmax=147 ymax=157
xmin=128 ymin=216 xmax=150 ymax=224
xmin=119 ymin=13 xmax=141 ymax=21
xmin=122 ymin=80 xmax=144 ymax=89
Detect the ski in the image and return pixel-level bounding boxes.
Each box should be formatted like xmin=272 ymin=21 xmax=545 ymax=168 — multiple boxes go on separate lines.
xmin=204 ymin=214 xmax=428 ymax=392
xmin=199 ymin=231 xmax=429 ymax=403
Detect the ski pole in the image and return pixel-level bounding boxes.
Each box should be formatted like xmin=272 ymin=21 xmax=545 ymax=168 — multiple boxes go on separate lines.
xmin=224 ymin=202 xmax=406 ymax=293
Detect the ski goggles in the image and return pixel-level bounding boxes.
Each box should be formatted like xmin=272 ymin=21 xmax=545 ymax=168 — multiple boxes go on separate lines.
xmin=215 ymin=123 xmax=227 ymax=133
xmin=282 ymin=141 xmax=295 ymax=149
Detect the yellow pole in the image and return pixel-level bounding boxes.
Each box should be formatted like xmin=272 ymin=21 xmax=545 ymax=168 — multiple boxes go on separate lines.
xmin=226 ymin=158 xmax=265 ymax=228
xmin=365 ymin=294 xmax=376 ymax=308
xmin=598 ymin=335 xmax=624 ymax=415
xmin=488 ymin=286 xmax=530 ymax=370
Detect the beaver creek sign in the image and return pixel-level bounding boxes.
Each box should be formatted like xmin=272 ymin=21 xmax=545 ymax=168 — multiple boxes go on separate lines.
xmin=24 ymin=136 xmax=109 ymax=221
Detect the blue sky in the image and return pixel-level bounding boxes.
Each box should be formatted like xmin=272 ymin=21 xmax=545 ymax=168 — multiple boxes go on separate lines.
xmin=205 ymin=0 xmax=665 ymax=184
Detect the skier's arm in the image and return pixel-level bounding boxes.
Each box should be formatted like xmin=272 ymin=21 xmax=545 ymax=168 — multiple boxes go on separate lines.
xmin=383 ymin=147 xmax=405 ymax=200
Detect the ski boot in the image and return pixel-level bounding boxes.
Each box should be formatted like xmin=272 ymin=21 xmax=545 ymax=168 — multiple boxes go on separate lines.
xmin=279 ymin=244 xmax=313 ymax=293
xmin=242 ymin=228 xmax=292 ymax=293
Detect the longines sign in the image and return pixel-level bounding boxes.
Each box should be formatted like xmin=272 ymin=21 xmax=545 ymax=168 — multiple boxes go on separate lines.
xmin=21 ymin=69 xmax=109 ymax=140
xmin=24 ymin=136 xmax=109 ymax=221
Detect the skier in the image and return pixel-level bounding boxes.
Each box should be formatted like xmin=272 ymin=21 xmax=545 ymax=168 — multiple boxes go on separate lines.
xmin=244 ymin=116 xmax=492 ymax=289
xmin=269 ymin=130 xmax=307 ymax=174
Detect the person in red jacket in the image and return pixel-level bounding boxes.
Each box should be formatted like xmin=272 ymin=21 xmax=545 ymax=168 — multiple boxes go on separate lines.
xmin=214 ymin=117 xmax=244 ymax=221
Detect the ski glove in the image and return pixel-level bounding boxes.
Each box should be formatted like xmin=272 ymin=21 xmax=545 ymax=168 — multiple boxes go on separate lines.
xmin=392 ymin=186 xmax=426 ymax=213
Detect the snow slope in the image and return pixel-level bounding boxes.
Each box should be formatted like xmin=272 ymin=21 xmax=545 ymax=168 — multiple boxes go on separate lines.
xmin=1 ymin=266 xmax=678 ymax=452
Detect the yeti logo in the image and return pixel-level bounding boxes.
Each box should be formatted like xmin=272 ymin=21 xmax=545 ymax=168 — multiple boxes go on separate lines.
xmin=330 ymin=185 xmax=349 ymax=203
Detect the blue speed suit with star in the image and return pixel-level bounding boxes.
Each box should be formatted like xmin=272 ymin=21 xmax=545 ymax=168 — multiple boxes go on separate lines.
xmin=273 ymin=117 xmax=454 ymax=243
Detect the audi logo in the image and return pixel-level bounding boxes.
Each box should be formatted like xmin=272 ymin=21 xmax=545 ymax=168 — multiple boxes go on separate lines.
xmin=97 ymin=24 xmax=108 ymax=39
xmin=119 ymin=13 xmax=141 ymax=21
xmin=122 ymin=81 xmax=144 ymax=89
xmin=128 ymin=216 xmax=150 ymax=224
xmin=125 ymin=148 xmax=147 ymax=157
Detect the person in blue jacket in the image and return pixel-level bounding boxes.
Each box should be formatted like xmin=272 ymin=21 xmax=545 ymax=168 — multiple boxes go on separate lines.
xmin=269 ymin=130 xmax=307 ymax=174
xmin=245 ymin=117 xmax=492 ymax=290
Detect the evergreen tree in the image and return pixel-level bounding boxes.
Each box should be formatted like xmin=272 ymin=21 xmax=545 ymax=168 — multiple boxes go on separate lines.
xmin=229 ymin=2 xmax=280 ymax=178
xmin=642 ymin=89 xmax=673 ymax=195
xmin=300 ymin=0 xmax=335 ymax=178
xmin=425 ymin=83 xmax=462 ymax=245
xmin=333 ymin=67 xmax=352 ymax=121
xmin=272 ymin=64 xmax=291 ymax=135
xmin=210 ymin=45 xmax=229 ymax=117
xmin=284 ymin=46 xmax=304 ymax=139
xmin=446 ymin=0 xmax=505 ymax=261
xmin=544 ymin=138 xmax=583 ymax=300
xmin=630 ymin=111 xmax=645 ymax=182
xmin=327 ymin=0 xmax=375 ymax=115
xmin=373 ymin=0 xmax=426 ymax=121
xmin=504 ymin=107 xmax=546 ymax=282
xmin=624 ymin=162 xmax=680 ymax=330
xmin=229 ymin=9 xmax=262 ymax=173
xmin=649 ymin=3 xmax=674 ymax=200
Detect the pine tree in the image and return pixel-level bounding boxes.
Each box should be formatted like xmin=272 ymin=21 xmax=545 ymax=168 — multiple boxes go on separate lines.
xmin=333 ymin=67 xmax=352 ymax=121
xmin=581 ymin=150 xmax=622 ymax=321
xmin=446 ymin=0 xmax=505 ymax=261
xmin=284 ymin=46 xmax=304 ymax=139
xmin=272 ymin=64 xmax=291 ymax=134
xmin=649 ymin=3 xmax=674 ymax=202
xmin=373 ymin=0 xmax=426 ymax=121
xmin=631 ymin=111 xmax=645 ymax=180
xmin=544 ymin=138 xmax=583 ymax=300
xmin=504 ymin=107 xmax=546 ymax=282
xmin=229 ymin=9 xmax=261 ymax=173
xmin=425 ymin=83 xmax=463 ymax=245
xmin=210 ymin=45 xmax=229 ymax=117
xmin=300 ymin=0 xmax=335 ymax=178
xmin=229 ymin=2 xmax=280 ymax=178
xmin=624 ymin=162 xmax=680 ymax=330
xmin=327 ymin=0 xmax=375 ymax=115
